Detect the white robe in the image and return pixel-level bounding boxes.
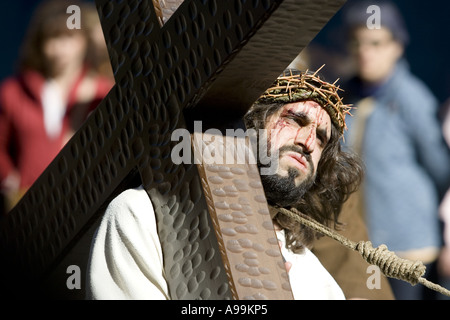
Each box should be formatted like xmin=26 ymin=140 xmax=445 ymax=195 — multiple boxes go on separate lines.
xmin=86 ymin=186 xmax=345 ymax=300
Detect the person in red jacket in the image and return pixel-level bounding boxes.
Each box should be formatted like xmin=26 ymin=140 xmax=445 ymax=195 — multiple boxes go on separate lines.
xmin=0 ymin=0 xmax=113 ymax=213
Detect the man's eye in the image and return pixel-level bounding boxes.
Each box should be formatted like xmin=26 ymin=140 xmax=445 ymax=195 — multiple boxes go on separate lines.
xmin=317 ymin=133 xmax=327 ymax=146
xmin=284 ymin=116 xmax=303 ymax=127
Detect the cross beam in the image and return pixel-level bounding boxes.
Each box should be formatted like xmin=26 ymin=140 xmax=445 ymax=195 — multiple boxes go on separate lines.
xmin=0 ymin=0 xmax=345 ymax=299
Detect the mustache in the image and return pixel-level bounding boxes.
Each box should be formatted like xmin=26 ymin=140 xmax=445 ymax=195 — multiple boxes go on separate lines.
xmin=278 ymin=145 xmax=314 ymax=171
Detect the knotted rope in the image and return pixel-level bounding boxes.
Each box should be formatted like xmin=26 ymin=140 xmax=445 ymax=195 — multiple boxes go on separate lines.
xmin=274 ymin=206 xmax=450 ymax=297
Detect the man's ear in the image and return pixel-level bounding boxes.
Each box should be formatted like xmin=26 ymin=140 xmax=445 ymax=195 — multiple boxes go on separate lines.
xmin=393 ymin=41 xmax=404 ymax=60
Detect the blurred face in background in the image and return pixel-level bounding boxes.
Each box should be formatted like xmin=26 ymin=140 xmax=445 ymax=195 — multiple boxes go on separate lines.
xmin=349 ymin=26 xmax=403 ymax=84
xmin=42 ymin=31 xmax=87 ymax=77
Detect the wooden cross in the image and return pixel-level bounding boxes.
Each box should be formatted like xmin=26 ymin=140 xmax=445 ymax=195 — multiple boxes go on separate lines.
xmin=0 ymin=0 xmax=345 ymax=299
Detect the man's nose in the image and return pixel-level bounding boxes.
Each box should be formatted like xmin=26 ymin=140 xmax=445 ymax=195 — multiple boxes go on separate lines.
xmin=294 ymin=125 xmax=316 ymax=154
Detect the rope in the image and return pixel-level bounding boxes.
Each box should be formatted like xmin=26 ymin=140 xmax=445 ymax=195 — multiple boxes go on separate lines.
xmin=274 ymin=206 xmax=450 ymax=297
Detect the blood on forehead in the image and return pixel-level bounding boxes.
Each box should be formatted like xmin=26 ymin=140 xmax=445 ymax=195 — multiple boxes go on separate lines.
xmin=283 ymin=101 xmax=331 ymax=131
xmin=267 ymin=101 xmax=332 ymax=152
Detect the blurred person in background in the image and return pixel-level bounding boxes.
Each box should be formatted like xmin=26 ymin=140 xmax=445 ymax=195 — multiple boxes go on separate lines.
xmin=83 ymin=2 xmax=114 ymax=82
xmin=340 ymin=0 xmax=450 ymax=299
xmin=0 ymin=0 xmax=113 ymax=214
xmin=290 ymin=51 xmax=395 ymax=300
xmin=437 ymin=99 xmax=450 ymax=300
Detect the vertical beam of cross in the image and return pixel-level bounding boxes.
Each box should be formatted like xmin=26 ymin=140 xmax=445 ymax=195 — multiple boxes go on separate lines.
xmin=0 ymin=0 xmax=345 ymax=299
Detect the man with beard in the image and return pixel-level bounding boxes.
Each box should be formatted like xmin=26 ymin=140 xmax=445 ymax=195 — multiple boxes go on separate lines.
xmin=86 ymin=68 xmax=364 ymax=299
xmin=245 ymin=68 xmax=394 ymax=300
xmin=244 ymin=69 xmax=362 ymax=255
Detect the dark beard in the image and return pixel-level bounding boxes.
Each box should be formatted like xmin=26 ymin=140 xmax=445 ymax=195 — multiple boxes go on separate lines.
xmin=260 ymin=167 xmax=315 ymax=207
xmin=258 ymin=144 xmax=315 ymax=207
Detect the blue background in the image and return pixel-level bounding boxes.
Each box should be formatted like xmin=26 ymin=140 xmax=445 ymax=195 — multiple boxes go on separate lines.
xmin=1 ymin=0 xmax=450 ymax=105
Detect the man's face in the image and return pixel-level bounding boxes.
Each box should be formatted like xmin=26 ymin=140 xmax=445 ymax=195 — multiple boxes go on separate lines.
xmin=260 ymin=100 xmax=332 ymax=206
xmin=349 ymin=27 xmax=403 ymax=83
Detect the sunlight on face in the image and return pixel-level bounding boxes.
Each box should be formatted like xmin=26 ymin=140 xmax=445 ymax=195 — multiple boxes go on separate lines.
xmin=265 ymin=100 xmax=331 ymax=186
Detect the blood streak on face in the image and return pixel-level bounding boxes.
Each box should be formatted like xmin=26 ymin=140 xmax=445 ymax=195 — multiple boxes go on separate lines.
xmin=265 ymin=100 xmax=331 ymax=186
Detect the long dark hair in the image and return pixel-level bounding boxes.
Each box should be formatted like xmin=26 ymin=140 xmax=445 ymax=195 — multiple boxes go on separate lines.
xmin=18 ymin=0 xmax=89 ymax=77
xmin=244 ymin=101 xmax=364 ymax=253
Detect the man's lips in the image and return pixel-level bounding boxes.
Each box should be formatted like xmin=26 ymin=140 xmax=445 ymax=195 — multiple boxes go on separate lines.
xmin=284 ymin=151 xmax=308 ymax=172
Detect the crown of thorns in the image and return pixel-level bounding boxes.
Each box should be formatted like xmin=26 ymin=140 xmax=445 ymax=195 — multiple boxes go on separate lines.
xmin=255 ymin=66 xmax=353 ymax=136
